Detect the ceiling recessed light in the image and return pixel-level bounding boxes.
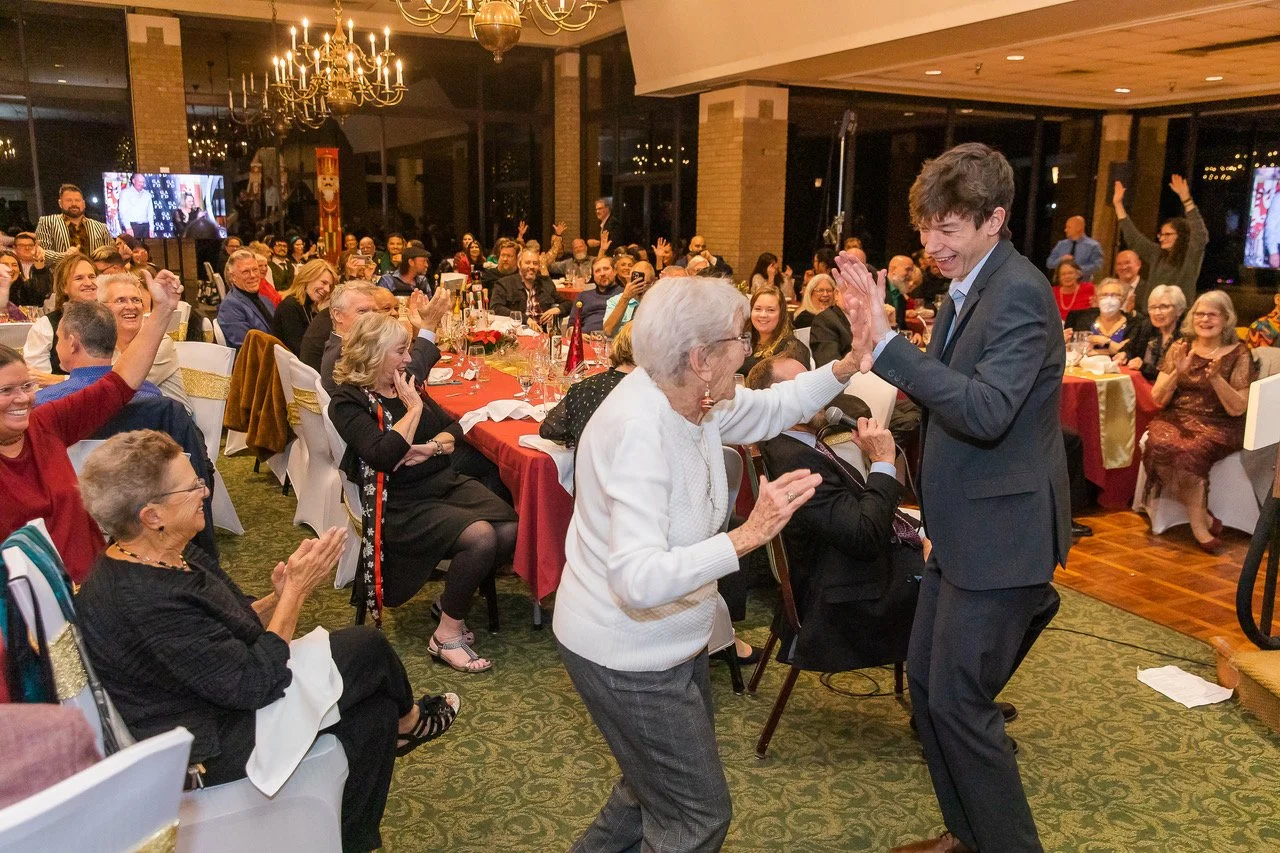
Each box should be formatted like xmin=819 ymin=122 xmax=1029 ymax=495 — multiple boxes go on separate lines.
xmin=925 ymin=69 xmax=942 ymax=76
xmin=903 ymin=112 xmax=915 ymax=116
xmin=1205 ymin=75 xmax=1224 ymax=82
xmin=958 ymin=108 xmax=974 ymax=114
xmin=57 ymin=79 xmax=67 ymax=84
xmin=53 ymin=63 xmax=63 ymax=68
xmin=1114 ymin=87 xmax=1131 ymax=93
xmin=1005 ymin=54 xmax=1025 ymax=61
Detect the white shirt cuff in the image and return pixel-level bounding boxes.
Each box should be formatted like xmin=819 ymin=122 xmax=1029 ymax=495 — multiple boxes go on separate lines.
xmin=417 ymin=329 xmax=436 ymax=343
xmin=871 ymin=330 xmax=895 ymax=360
xmin=869 ymin=461 xmax=897 ymax=478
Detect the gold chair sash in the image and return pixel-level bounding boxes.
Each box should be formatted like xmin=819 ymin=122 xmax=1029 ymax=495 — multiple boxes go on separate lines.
xmin=181 ymin=367 xmax=231 ymax=400
xmin=286 ymin=401 xmax=301 ymax=426
xmin=292 ymin=387 xmax=322 ymax=415
xmin=131 ymin=820 xmax=178 ymax=853
xmin=49 ymin=624 xmax=89 ymax=701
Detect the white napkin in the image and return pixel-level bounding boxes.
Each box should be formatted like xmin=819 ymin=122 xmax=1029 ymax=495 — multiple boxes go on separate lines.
xmin=459 ymin=399 xmax=548 ymax=434
xmin=427 ymin=367 xmax=454 ymax=385
xmin=488 ymin=315 xmax=519 ymax=334
xmin=516 ymin=326 xmax=540 ymax=337
xmin=1080 ymin=355 xmax=1119 ymax=375
xmin=246 ymin=627 xmax=343 ymax=796
xmin=518 ymin=434 xmax=576 ymax=494
xmin=1137 ymin=665 xmax=1234 ymax=708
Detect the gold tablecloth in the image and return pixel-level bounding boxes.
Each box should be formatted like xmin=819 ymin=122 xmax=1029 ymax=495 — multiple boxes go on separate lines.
xmin=1065 ymin=367 xmax=1137 ymax=470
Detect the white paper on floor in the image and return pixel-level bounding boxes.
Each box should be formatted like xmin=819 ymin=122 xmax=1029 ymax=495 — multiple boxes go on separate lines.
xmin=1136 ymin=665 xmax=1234 ymax=708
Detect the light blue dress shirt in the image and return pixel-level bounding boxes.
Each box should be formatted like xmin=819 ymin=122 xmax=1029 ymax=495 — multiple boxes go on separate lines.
xmin=781 ymin=428 xmax=897 ymax=479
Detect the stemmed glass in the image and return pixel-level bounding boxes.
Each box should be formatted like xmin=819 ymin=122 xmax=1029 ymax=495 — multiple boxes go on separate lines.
xmin=510 ymin=310 xmax=523 ymax=330
xmin=467 ymin=344 xmax=487 ymax=391
xmin=516 ymin=370 xmax=534 ymax=399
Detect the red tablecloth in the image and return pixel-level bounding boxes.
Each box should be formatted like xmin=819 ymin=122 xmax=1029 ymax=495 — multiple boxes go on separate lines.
xmin=556 ymin=286 xmax=583 ymax=304
xmin=434 ymin=361 xmax=571 ymax=601
xmin=1059 ymin=368 xmax=1158 ymax=509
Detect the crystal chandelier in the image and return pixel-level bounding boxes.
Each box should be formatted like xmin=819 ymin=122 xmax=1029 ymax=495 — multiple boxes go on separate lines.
xmin=393 ymin=0 xmax=606 ymax=63
xmin=226 ymin=24 xmax=302 ymax=137
xmin=188 ymin=110 xmax=229 ymax=171
xmin=274 ymin=0 xmax=406 ymax=125
xmin=0 ymin=138 xmax=15 ymax=161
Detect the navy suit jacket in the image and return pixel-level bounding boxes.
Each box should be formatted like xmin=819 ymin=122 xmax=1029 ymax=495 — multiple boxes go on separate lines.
xmin=873 ymin=240 xmax=1070 ymax=590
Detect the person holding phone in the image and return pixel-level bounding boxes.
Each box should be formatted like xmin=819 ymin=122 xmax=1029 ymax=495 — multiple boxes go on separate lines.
xmin=573 ymin=255 xmax=623 ymax=333
xmin=602 ymin=261 xmax=654 ymax=337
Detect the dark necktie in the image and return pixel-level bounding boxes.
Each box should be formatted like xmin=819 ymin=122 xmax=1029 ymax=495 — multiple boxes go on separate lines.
xmin=811 ymin=436 xmax=923 ymax=547
xmin=1070 ymin=240 xmax=1078 ymax=257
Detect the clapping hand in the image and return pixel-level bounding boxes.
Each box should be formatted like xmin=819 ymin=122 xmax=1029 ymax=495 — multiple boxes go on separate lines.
xmin=283 ymin=527 xmax=348 ymax=597
xmin=832 ymin=252 xmax=888 ymax=374
xmin=393 ymin=369 xmax=422 ymax=413
xmin=410 ymin=287 xmax=452 ymax=332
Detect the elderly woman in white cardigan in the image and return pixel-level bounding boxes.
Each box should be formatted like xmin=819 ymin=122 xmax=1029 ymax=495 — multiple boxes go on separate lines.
xmin=553 ymin=277 xmax=866 ymax=851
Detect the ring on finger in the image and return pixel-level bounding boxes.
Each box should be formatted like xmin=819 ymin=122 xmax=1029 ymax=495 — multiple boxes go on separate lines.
xmin=785 ymin=491 xmax=797 ymax=503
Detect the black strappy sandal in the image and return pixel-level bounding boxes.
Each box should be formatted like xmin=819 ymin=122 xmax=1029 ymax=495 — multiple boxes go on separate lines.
xmin=396 ymin=692 xmax=461 ymax=757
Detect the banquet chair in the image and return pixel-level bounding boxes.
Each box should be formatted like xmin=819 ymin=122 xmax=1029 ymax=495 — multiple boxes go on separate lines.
xmin=706 ymin=446 xmax=746 ymax=695
xmin=213 ymin=273 xmax=227 ymax=303
xmin=741 ymin=446 xmax=905 ymax=759
xmin=175 ymin=340 xmax=243 ymax=534
xmin=0 ymin=322 xmax=32 ymax=350
xmin=0 ymin=727 xmax=192 ymax=853
xmin=287 ymin=356 xmax=348 ymax=536
xmin=1133 ymin=438 xmax=1262 ymax=535
xmin=65 ymin=440 xmax=106 ymax=475
xmin=792 ymin=327 xmax=815 ymax=368
xmin=211 ymin=318 xmax=227 ymax=347
xmin=315 ymin=380 xmax=362 ymax=589
xmin=2 ymin=521 xmax=348 ymax=853
xmin=165 ymin=302 xmax=192 ymax=342
xmin=845 ymin=369 xmax=897 ymax=430
xmin=203 ymin=261 xmax=216 ymax=283
xmin=271 ymin=345 xmax=303 ymax=497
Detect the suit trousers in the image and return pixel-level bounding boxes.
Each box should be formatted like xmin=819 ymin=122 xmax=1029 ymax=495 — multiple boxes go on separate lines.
xmin=559 ymin=643 xmax=732 ymax=853
xmin=908 ymin=561 xmax=1059 ymax=853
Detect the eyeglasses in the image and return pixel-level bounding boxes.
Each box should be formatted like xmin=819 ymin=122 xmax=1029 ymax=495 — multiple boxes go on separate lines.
xmin=0 ymin=380 xmax=38 ymax=398
xmin=1192 ymin=311 xmax=1222 ymax=320
xmin=1148 ymin=303 xmax=1175 ymax=312
xmin=711 ymin=332 xmax=752 ymax=353
xmin=1158 ymin=231 xmax=1178 ymax=238
xmin=151 ymin=477 xmax=208 ymax=501
xmin=108 ymin=296 xmax=144 ymax=307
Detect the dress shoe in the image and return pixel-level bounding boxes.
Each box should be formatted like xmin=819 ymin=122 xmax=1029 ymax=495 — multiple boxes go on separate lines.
xmin=1070 ymin=520 xmax=1093 ymax=537
xmin=889 ymin=831 xmax=975 ymax=853
xmin=736 ymin=645 xmax=762 ymax=666
xmin=1196 ymin=535 xmax=1225 ymax=556
xmin=998 ymin=701 xmax=1018 ymax=723
xmin=1009 ymin=735 xmax=1019 ymax=755
xmin=1209 ymin=515 xmax=1223 ymax=538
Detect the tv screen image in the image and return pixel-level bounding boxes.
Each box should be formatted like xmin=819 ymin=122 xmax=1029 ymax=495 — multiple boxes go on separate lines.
xmin=1245 ymin=166 xmax=1280 ymax=269
xmin=103 ymin=172 xmax=227 ymax=240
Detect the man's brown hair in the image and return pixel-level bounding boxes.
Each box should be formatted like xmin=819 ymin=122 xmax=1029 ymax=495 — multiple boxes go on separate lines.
xmin=909 ymin=142 xmax=1014 ymax=240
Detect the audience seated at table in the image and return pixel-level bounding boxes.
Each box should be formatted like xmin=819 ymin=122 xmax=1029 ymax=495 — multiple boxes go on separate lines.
xmin=793 ymin=273 xmax=836 ymax=330
xmin=602 ymin=261 xmax=654 ymax=337
xmin=748 ymin=356 xmax=920 ymax=672
xmin=219 ymin=249 xmax=277 ymax=349
xmin=550 ymin=238 xmax=592 ymax=282
xmin=377 ymin=246 xmax=431 ymax=296
xmin=1114 ymin=284 xmax=1186 ymax=381
xmin=98 ymin=273 xmax=192 ymax=412
xmin=0 ymin=251 xmax=29 ymax=321
xmin=33 ymin=301 xmax=163 ymax=406
xmin=1052 ymin=258 xmax=1095 ymax=322
xmin=272 ymin=259 xmax=335 ymax=356
xmin=490 ymin=248 xmax=569 ymax=329
xmin=572 ymin=255 xmax=622 ymax=333
xmin=749 ymin=251 xmax=795 ymax=301
xmin=483 ymin=240 xmax=519 ymax=286
xmin=743 ymin=286 xmax=811 ymax=375
xmin=253 ymin=251 xmax=285 ymax=307
xmin=1246 ymin=291 xmax=1280 ymax=349
xmin=1143 ymin=290 xmax=1254 ymax=554
xmin=75 ymin=431 xmax=459 ymax=853
xmin=452 ymin=234 xmax=483 ymax=276
xmin=540 ymin=325 xmax=635 ymax=447
xmin=0 ymin=270 xmax=181 ymax=583
xmin=328 ymin=312 xmax=517 ymax=672
xmin=23 ymin=253 xmax=101 ymax=374
xmin=1063 ymin=278 xmax=1131 ymax=355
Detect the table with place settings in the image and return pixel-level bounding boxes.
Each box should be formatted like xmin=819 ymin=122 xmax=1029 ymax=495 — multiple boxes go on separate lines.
xmin=1058 ymin=365 xmax=1160 ymax=508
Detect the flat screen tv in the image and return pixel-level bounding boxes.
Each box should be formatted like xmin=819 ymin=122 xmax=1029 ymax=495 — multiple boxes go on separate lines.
xmin=103 ymin=172 xmax=227 ymax=240
xmin=1245 ymin=166 xmax=1280 ymax=269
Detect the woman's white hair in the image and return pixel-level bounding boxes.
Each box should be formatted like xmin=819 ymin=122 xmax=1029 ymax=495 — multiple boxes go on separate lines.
xmin=630 ymin=277 xmax=748 ymax=385
xmin=1147 ymin=284 xmax=1187 ymax=315
xmin=1181 ymin=289 xmax=1238 ymax=345
xmin=800 ymin=273 xmax=834 ymax=315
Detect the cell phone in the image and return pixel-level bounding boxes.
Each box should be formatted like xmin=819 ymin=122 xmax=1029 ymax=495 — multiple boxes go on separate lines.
xmin=630 ymin=269 xmax=645 ymax=284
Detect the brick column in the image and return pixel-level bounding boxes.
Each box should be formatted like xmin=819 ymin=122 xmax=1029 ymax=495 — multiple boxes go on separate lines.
xmin=126 ymin=14 xmax=190 ymax=172
xmin=1091 ymin=112 xmax=1134 ymax=272
xmin=695 ymin=85 xmax=788 ymax=278
xmin=554 ymin=51 xmax=582 ymax=239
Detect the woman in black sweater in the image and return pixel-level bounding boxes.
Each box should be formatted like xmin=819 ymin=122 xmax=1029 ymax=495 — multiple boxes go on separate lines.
xmin=272 ymin=259 xmax=335 ymax=355
xmin=328 ymin=312 xmax=517 ymax=673
xmin=75 ymin=430 xmax=458 ymax=853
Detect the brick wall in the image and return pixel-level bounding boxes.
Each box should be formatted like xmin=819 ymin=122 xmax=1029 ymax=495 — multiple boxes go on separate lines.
xmin=127 ymin=14 xmax=190 ymax=172
xmin=554 ymin=51 xmax=582 ymax=240
xmin=695 ymin=86 xmax=788 ymax=277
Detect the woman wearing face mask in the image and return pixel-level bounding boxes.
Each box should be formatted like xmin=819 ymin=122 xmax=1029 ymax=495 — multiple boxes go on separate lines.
xmin=1064 ymin=278 xmax=1130 ymax=355
xmin=1114 ymin=285 xmax=1186 ymax=382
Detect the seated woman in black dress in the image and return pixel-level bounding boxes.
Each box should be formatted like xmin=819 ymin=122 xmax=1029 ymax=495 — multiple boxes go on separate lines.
xmin=540 ymin=324 xmax=635 ymax=447
xmin=329 ymin=312 xmax=517 ymax=673
xmin=272 ymin=259 xmax=335 ymax=355
xmin=742 ymin=286 xmax=810 ymax=375
xmin=75 ymin=430 xmax=459 ymax=853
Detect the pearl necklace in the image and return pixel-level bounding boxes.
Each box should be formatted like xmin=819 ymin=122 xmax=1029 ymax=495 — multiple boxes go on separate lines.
xmin=114 ymin=542 xmax=189 ymax=571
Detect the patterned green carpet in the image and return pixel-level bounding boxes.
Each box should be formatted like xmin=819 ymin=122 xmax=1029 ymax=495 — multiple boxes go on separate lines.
xmin=216 ymin=453 xmax=1280 ymax=852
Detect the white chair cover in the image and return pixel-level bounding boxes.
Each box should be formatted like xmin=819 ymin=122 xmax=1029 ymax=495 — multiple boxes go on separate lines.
xmin=845 ymin=370 xmax=897 ymax=430
xmin=174 ymin=341 xmax=243 ymax=534
xmin=0 ymin=322 xmax=32 ymax=350
xmin=316 ymin=380 xmax=361 ymax=588
xmin=1133 ymin=431 xmax=1262 ymax=535
xmin=272 ymin=345 xmax=303 ymax=496
xmin=0 ymin=727 xmax=192 ymax=853
xmin=287 ymin=355 xmax=347 ymax=535
xmin=213 ymin=273 xmax=227 ymax=303
xmin=211 ymin=319 xmax=227 ymax=347
xmin=65 ymin=440 xmax=106 ymax=476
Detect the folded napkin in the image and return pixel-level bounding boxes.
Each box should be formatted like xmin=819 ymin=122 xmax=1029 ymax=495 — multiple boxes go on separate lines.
xmin=488 ymin=315 xmax=519 ymax=334
xmin=427 ymin=367 xmax=454 ymax=385
xmin=459 ymin=399 xmax=548 ymax=434
xmin=246 ymin=627 xmax=342 ymax=796
xmin=1080 ymin=355 xmax=1119 ymax=375
xmin=518 ymin=434 xmax=576 ymax=494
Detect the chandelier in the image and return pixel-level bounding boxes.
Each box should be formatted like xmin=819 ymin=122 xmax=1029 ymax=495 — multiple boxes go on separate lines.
xmin=188 ymin=111 xmax=229 ymax=171
xmin=226 ymin=22 xmax=303 ymax=138
xmin=0 ymin=138 xmax=15 ymax=161
xmin=393 ymin=0 xmax=606 ymax=63
xmin=273 ymin=0 xmax=406 ymax=125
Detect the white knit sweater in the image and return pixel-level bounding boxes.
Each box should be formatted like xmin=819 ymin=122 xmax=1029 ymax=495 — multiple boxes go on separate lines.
xmin=552 ymin=364 xmax=847 ymax=671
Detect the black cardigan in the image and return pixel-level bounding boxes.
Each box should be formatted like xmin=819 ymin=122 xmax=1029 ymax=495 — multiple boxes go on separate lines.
xmin=270 ymin=294 xmax=316 ymax=356
xmin=75 ymin=548 xmax=291 ymax=764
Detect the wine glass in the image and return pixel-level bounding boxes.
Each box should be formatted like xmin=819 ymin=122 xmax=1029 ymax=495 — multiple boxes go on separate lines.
xmin=467 ymin=344 xmax=486 ymax=391
xmin=510 ymin=310 xmax=523 ymax=330
xmin=516 ymin=370 xmax=534 ymax=398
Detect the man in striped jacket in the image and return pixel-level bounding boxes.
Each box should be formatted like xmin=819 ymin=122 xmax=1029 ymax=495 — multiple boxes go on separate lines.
xmin=35 ymin=183 xmax=112 ymax=266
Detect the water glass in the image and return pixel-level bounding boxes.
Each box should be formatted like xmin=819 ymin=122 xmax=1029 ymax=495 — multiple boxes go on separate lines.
xmin=510 ymin=310 xmax=523 ymax=329
xmin=467 ymin=344 xmax=487 ymax=390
